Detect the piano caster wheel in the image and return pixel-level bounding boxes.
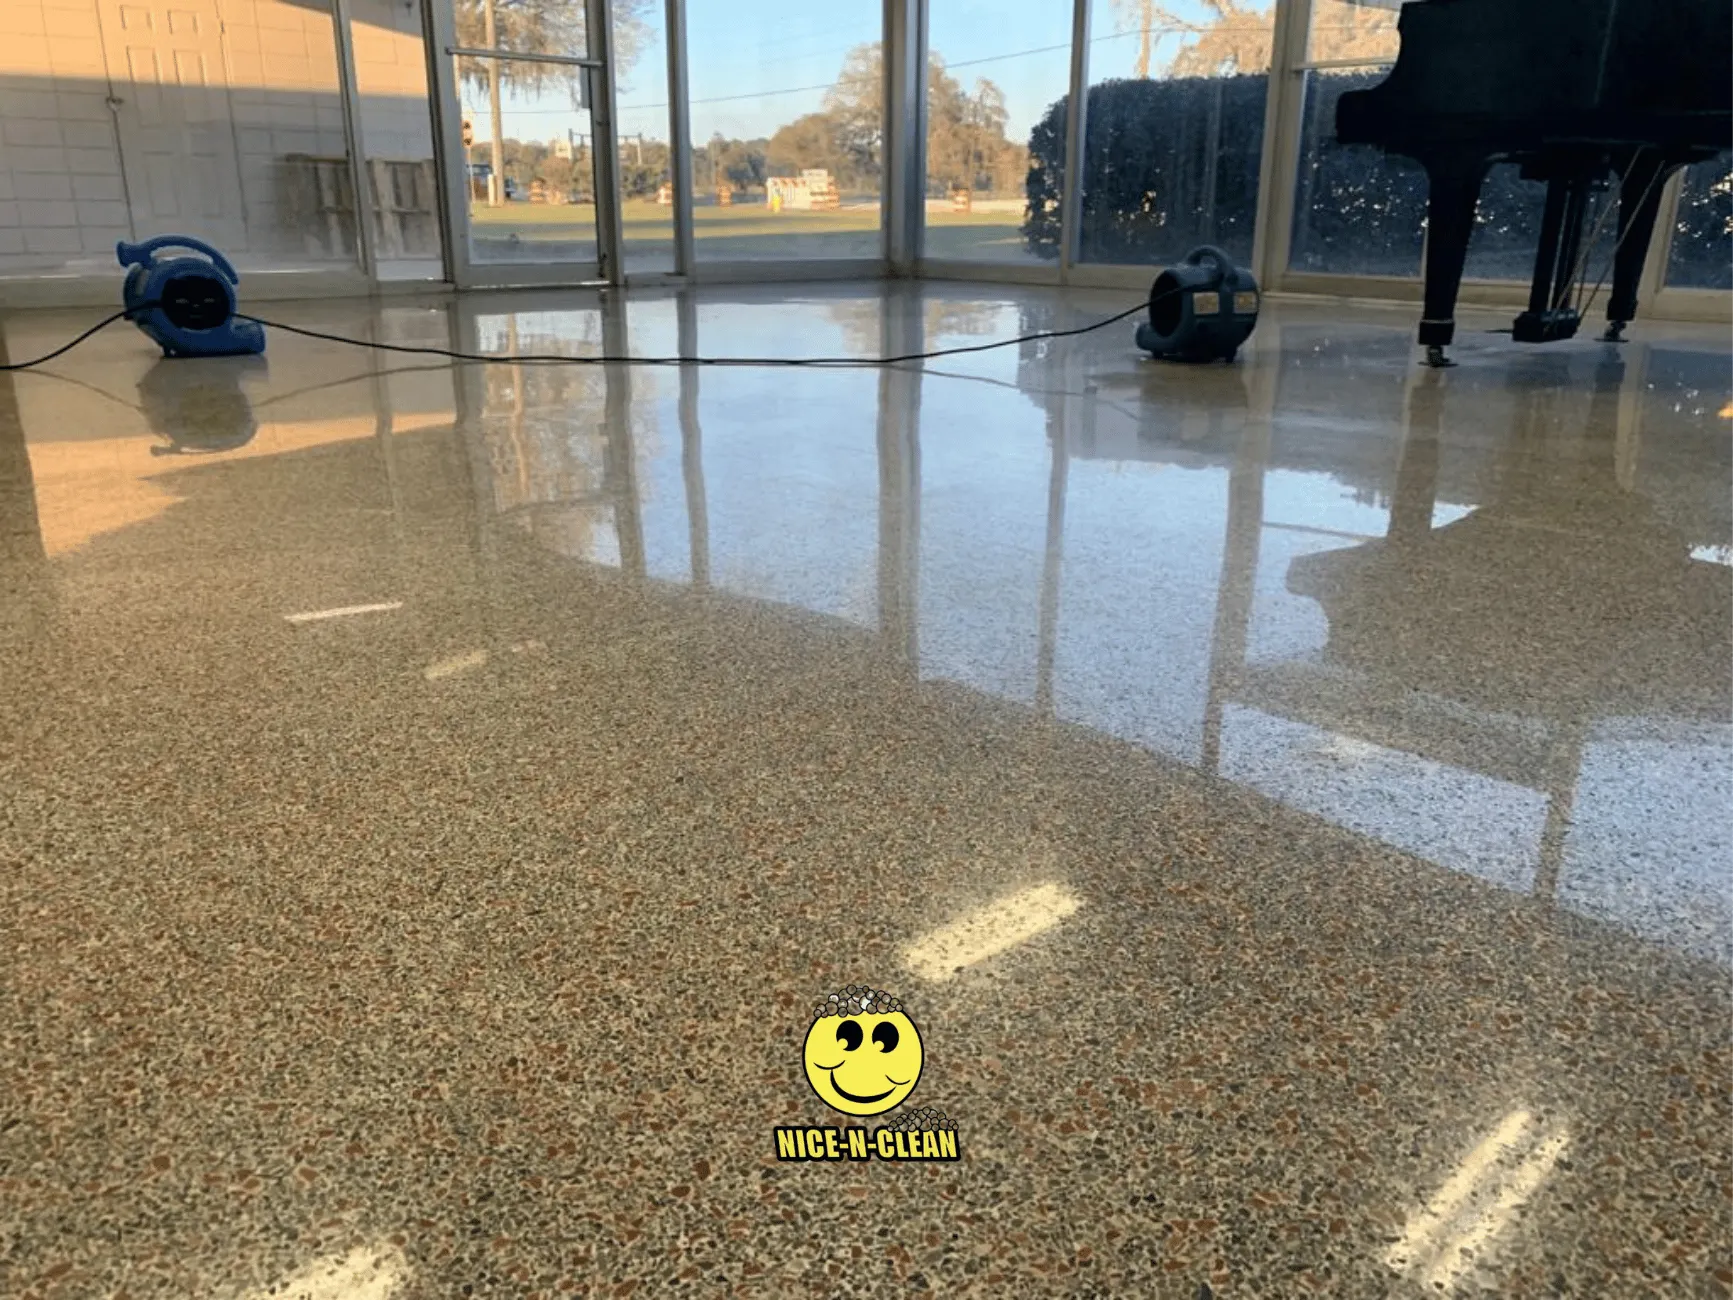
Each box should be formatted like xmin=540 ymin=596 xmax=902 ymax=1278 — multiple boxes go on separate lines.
xmin=1601 ymin=321 xmax=1628 ymax=343
xmin=1423 ymin=345 xmax=1456 ymax=369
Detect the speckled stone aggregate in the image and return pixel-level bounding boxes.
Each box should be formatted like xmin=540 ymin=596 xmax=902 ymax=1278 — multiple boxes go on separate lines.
xmin=0 ymin=286 xmax=1728 ymax=1299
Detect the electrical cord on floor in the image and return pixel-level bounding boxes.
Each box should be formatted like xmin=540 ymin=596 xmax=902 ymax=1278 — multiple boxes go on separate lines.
xmin=0 ymin=295 xmax=1158 ymax=374
xmin=12 ymin=352 xmax=1156 ymax=432
xmin=0 ymin=305 xmax=155 ymax=371
xmin=231 ymin=298 xmax=1155 ymax=368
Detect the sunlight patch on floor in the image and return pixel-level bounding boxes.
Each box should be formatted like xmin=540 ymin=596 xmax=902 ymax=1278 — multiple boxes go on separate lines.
xmin=239 ymin=1242 xmax=410 ymax=1300
xmin=285 ymin=601 xmax=404 ymax=624
xmin=903 ymin=882 xmax=1081 ymax=981
xmin=424 ymin=648 xmax=489 ymax=680
xmin=1385 ymin=1109 xmax=1570 ymax=1294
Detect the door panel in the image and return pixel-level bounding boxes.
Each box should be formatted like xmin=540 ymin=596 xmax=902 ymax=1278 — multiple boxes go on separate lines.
xmin=451 ymin=51 xmax=601 ymax=279
xmin=430 ymin=0 xmax=616 ymax=285
xmin=101 ymin=0 xmax=249 ymax=248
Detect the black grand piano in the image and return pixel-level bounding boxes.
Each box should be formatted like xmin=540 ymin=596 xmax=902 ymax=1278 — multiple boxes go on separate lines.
xmin=1338 ymin=0 xmax=1731 ymax=365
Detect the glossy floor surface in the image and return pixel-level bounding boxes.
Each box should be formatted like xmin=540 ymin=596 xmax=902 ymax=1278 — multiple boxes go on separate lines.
xmin=1 ymin=284 xmax=1729 ymax=1299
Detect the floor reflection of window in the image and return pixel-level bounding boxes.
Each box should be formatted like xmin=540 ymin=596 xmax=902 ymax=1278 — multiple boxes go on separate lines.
xmin=1054 ymin=463 xmax=1227 ymax=764
xmin=1561 ymin=726 xmax=1733 ymax=965
xmin=1219 ymin=703 xmax=1548 ymax=893
xmin=916 ymin=412 xmax=1048 ymax=702
xmin=700 ymin=306 xmax=881 ymax=619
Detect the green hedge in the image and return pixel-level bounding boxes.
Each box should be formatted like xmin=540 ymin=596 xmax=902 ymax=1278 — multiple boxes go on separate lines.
xmin=1023 ymin=75 xmax=1266 ymax=266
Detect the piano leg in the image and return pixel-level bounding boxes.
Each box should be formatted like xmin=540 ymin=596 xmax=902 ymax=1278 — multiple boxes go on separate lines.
xmin=1550 ymin=179 xmax=1592 ymax=309
xmin=1602 ymin=151 xmax=1673 ymax=342
xmin=1527 ymin=180 xmax=1572 ymax=316
xmin=1417 ymin=156 xmax=1487 ymax=367
xmin=1513 ymin=175 xmax=1590 ymax=343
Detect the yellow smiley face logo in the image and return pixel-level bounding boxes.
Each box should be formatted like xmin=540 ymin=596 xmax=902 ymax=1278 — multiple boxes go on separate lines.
xmin=803 ymin=985 xmax=924 ymax=1118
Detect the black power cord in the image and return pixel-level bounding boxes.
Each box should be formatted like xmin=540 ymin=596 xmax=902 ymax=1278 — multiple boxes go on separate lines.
xmin=232 ymin=299 xmax=1154 ymax=368
xmin=0 ymin=296 xmax=1159 ymax=374
xmin=0 ymin=305 xmax=154 ymax=371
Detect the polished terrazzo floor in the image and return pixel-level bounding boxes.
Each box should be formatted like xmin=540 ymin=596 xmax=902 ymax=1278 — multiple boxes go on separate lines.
xmin=0 ymin=283 xmax=1729 ymax=1299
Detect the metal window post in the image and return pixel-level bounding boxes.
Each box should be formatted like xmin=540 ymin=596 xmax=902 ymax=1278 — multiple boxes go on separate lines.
xmin=1253 ymin=0 xmax=1312 ymax=288
xmin=417 ymin=0 xmax=459 ymax=283
xmin=1059 ymin=0 xmax=1091 ymax=279
xmin=883 ymin=0 xmax=926 ymax=274
xmin=1638 ymin=168 xmax=1686 ymax=307
xmin=665 ymin=0 xmax=696 ymax=275
xmin=587 ymin=0 xmax=626 ymax=283
xmin=330 ymin=0 xmax=377 ymax=279
xmin=425 ymin=0 xmax=476 ymax=286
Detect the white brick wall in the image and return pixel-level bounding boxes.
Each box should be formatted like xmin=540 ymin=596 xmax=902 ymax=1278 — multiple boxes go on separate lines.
xmin=0 ymin=0 xmax=129 ymax=274
xmin=0 ymin=0 xmax=438 ymax=275
xmin=352 ymin=0 xmax=436 ymax=161
xmin=219 ymin=0 xmax=351 ymax=259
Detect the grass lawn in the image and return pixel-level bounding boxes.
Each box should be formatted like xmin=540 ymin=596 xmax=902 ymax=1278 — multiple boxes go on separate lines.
xmin=466 ymin=198 xmax=1042 ymax=264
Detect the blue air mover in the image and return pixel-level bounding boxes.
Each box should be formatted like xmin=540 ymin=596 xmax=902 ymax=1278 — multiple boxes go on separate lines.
xmin=1135 ymin=245 xmax=1258 ymax=363
xmin=118 ymin=236 xmax=265 ymax=359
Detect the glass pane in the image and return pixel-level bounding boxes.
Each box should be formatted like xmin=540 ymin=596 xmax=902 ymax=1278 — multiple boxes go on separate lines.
xmin=614 ymin=0 xmax=674 ymax=273
xmin=1666 ymin=151 xmax=1732 ymax=290
xmin=449 ymin=0 xmax=589 ymax=60
xmin=349 ymin=0 xmax=443 ymax=279
xmin=686 ymin=2 xmax=882 ymax=261
xmin=456 ymin=53 xmax=599 ymax=266
xmin=1462 ymin=165 xmax=1611 ymax=283
xmin=1288 ymin=69 xmax=1425 ymax=276
xmin=1306 ymin=0 xmax=1401 ymax=62
xmin=1289 ymin=1 xmax=1416 ymax=278
xmin=1078 ymin=0 xmax=1270 ymax=267
xmin=0 ymin=0 xmax=362 ymax=279
xmin=1460 ymin=165 xmax=1546 ymax=282
xmin=923 ymin=5 xmax=1072 ymax=264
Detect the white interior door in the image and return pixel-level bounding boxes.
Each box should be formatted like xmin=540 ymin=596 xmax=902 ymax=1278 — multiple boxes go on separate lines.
xmin=99 ymin=0 xmax=249 ymax=249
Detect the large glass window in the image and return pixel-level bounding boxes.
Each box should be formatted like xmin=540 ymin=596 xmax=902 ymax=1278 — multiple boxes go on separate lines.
xmin=0 ymin=0 xmax=363 ymax=279
xmin=923 ymin=4 xmax=1072 ymax=264
xmin=685 ymin=3 xmax=882 ymax=261
xmin=449 ymin=2 xmax=602 ymax=269
xmin=1287 ymin=2 xmax=1421 ymax=276
xmin=1078 ymin=0 xmax=1270 ymax=267
xmin=1461 ymin=166 xmax=1551 ymax=283
xmin=1666 ymin=151 xmax=1732 ymax=290
xmin=613 ymin=0 xmax=674 ymax=273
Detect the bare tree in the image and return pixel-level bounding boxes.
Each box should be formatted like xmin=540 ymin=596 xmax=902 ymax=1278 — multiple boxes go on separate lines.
xmin=1112 ymin=0 xmax=1163 ymax=79
xmin=1107 ymin=0 xmax=1397 ymax=80
xmin=925 ymin=54 xmax=1020 ymax=198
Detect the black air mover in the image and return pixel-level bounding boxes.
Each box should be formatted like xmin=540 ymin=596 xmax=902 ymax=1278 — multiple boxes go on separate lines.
xmin=1135 ymin=245 xmax=1259 ymax=363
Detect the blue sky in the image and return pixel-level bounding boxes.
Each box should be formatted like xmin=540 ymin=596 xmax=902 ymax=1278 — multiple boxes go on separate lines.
xmin=480 ymin=0 xmax=1272 ymax=150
